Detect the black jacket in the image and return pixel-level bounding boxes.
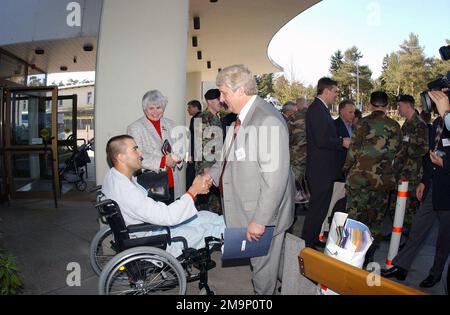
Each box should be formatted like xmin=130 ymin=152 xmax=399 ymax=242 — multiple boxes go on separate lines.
xmin=306 ymin=98 xmax=344 ymax=187
xmin=334 ymin=117 xmax=352 ymax=180
xmin=422 ymin=117 xmax=450 ymax=211
xmin=189 ymin=111 xmax=201 ymax=158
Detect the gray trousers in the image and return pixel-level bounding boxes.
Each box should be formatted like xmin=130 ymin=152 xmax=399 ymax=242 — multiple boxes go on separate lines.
xmin=394 ymin=188 xmax=450 ymax=278
xmin=250 ymin=231 xmax=285 ymax=295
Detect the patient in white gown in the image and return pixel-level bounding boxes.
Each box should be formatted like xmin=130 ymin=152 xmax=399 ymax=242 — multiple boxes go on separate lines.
xmin=102 ymin=135 xmax=225 ymax=257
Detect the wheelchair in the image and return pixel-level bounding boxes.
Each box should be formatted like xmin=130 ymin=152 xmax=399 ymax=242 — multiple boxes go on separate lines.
xmin=89 ymin=193 xmax=222 ymax=295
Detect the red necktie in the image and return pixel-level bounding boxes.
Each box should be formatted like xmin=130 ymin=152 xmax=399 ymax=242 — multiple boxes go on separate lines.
xmin=219 ymin=118 xmax=241 ymax=196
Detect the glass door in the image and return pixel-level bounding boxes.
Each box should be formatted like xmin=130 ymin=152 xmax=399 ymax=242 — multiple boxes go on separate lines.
xmin=3 ymin=87 xmax=59 ymax=205
xmin=0 ymin=87 xmax=8 ymax=202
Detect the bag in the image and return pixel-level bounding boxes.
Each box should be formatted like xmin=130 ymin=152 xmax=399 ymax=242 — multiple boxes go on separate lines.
xmin=136 ymin=169 xmax=170 ymax=202
xmin=294 ymin=176 xmax=310 ymax=204
xmin=319 ymin=212 xmax=373 ymax=295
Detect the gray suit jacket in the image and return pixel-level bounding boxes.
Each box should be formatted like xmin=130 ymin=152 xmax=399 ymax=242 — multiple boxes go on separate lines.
xmin=209 ymin=96 xmax=295 ymax=236
xmin=127 ymin=116 xmax=185 ymax=198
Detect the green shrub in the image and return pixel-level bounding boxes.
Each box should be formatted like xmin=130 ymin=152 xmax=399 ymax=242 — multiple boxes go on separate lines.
xmin=0 ymin=251 xmax=23 ymax=295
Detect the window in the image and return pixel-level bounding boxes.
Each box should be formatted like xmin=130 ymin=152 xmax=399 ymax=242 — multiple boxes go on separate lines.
xmin=87 ymin=92 xmax=93 ymax=105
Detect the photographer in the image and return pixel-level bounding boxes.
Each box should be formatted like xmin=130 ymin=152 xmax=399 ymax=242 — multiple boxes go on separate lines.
xmin=428 ymin=90 xmax=450 ymax=130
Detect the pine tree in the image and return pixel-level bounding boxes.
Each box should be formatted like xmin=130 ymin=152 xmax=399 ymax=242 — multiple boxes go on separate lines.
xmin=330 ymin=46 xmax=373 ymax=104
xmin=330 ymin=50 xmax=344 ymax=75
xmin=397 ymin=33 xmax=428 ymax=98
xmin=256 ymin=73 xmax=274 ymax=98
xmin=273 ymin=76 xmax=312 ymax=104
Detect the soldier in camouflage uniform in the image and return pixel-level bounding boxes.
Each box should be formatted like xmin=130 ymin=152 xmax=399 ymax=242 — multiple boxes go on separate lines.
xmin=344 ymin=91 xmax=402 ymax=246
xmin=288 ymin=106 xmax=308 ymax=186
xmin=391 ymin=95 xmax=429 ymax=231
xmin=195 ymin=89 xmax=223 ymax=214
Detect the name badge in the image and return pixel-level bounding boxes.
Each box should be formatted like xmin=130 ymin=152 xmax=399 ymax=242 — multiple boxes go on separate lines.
xmin=235 ymin=148 xmax=246 ymax=161
xmin=442 ymin=138 xmax=450 ymax=147
xmin=403 ymin=136 xmax=410 ymax=142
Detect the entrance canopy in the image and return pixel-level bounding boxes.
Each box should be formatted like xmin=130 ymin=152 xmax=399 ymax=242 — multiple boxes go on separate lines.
xmin=0 ymin=0 xmax=320 ymax=78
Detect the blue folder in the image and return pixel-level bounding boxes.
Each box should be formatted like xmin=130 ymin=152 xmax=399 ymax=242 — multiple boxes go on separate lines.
xmin=221 ymin=226 xmax=275 ymax=260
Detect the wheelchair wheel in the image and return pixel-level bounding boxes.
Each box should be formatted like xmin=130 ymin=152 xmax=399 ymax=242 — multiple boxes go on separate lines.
xmin=99 ymin=246 xmax=187 ymax=295
xmin=90 ymin=226 xmax=117 ymax=276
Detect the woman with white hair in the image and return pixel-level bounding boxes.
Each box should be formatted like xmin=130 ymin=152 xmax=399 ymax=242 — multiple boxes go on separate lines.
xmin=127 ymin=90 xmax=184 ymax=203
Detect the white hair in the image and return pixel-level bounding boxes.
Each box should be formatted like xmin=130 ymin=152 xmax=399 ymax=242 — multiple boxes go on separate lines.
xmin=216 ymin=64 xmax=258 ymax=95
xmin=142 ymin=90 xmax=168 ymax=111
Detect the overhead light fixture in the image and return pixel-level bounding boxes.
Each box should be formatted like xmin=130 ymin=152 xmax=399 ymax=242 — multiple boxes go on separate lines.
xmin=193 ymin=16 xmax=200 ymax=30
xmin=197 ymin=51 xmax=202 ymax=60
xmin=35 ymin=48 xmax=44 ymax=55
xmin=83 ymin=43 xmax=94 ymax=52
xmin=192 ymin=36 xmax=198 ymax=47
xmin=60 ymin=66 xmax=68 ymax=71
xmin=207 ymin=61 xmax=211 ymax=69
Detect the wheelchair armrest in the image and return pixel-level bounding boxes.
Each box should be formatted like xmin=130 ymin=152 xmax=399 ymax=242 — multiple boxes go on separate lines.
xmin=171 ymin=236 xmax=188 ymax=250
xmin=127 ymin=223 xmax=171 ymax=237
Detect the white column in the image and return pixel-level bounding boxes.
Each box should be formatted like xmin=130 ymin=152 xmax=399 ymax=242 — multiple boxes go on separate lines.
xmin=94 ymin=0 xmax=189 ymax=183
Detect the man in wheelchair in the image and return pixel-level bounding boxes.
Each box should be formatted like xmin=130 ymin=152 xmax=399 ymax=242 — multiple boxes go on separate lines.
xmin=102 ymin=134 xmax=225 ymax=258
xmin=93 ymin=135 xmax=226 ymax=294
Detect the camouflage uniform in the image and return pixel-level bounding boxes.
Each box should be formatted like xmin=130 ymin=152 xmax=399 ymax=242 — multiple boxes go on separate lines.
xmin=288 ymin=108 xmax=308 ymax=183
xmin=195 ymin=109 xmax=223 ymax=214
xmin=344 ymin=110 xmax=401 ymax=243
xmin=391 ymin=113 xmax=429 ymax=230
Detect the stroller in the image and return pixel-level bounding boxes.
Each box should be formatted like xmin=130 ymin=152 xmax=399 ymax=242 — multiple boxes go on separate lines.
xmin=59 ymin=138 xmax=94 ymax=191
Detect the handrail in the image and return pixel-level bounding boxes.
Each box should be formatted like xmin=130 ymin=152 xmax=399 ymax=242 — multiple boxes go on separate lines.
xmin=298 ymin=248 xmax=426 ymax=295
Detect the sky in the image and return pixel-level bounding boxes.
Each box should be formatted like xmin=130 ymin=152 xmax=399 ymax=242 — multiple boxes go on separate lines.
xmin=268 ymin=0 xmax=450 ymax=86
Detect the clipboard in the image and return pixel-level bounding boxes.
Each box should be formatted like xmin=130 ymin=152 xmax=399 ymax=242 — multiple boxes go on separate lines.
xmin=221 ymin=226 xmax=275 ymax=260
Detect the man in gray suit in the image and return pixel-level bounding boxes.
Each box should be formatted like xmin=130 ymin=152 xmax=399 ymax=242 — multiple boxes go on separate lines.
xmin=206 ymin=64 xmax=295 ymax=295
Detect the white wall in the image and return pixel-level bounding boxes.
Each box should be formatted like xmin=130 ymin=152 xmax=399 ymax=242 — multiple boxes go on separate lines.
xmin=95 ymin=0 xmax=189 ymax=183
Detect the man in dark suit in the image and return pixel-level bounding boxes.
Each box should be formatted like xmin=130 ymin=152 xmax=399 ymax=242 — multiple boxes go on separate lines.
xmin=331 ymin=100 xmax=356 ymax=214
xmin=302 ymin=78 xmax=350 ymax=248
xmin=334 ymin=100 xmax=356 ymax=179
xmin=186 ymin=100 xmax=202 ymax=190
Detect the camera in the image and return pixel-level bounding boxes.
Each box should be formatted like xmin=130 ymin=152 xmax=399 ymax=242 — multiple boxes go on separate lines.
xmin=439 ymin=45 xmax=450 ymax=61
xmin=420 ymin=71 xmax=450 ymax=113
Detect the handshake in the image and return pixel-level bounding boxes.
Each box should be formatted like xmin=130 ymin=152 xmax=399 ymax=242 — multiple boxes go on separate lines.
xmin=187 ymin=172 xmax=213 ymax=197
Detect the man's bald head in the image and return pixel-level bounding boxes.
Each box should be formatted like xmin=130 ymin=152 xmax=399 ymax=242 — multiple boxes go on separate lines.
xmin=106 ymin=135 xmax=134 ymax=166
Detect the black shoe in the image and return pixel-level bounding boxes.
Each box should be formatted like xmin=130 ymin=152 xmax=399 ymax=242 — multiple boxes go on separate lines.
xmin=363 ymin=244 xmax=378 ymax=268
xmin=313 ymin=241 xmax=326 ymax=249
xmin=419 ymin=274 xmax=441 ymax=288
xmin=381 ymin=265 xmax=408 ymax=281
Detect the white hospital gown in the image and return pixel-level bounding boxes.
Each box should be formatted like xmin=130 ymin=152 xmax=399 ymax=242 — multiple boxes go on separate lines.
xmin=102 ymin=167 xmax=225 ymax=257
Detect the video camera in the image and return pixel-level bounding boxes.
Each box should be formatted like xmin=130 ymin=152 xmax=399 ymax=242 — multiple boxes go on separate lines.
xmin=420 ymin=45 xmax=450 ymax=113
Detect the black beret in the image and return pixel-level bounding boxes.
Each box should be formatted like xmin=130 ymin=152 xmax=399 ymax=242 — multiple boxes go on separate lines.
xmin=204 ymin=89 xmax=220 ymax=100
xmin=397 ymin=94 xmax=415 ymax=105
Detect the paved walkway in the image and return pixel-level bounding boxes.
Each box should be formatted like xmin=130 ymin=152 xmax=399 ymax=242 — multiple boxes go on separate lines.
xmin=0 ymin=191 xmax=446 ymax=295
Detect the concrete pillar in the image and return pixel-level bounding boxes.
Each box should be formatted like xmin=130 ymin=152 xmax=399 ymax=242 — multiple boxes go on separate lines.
xmin=94 ymin=0 xmax=189 ymax=183
xmin=186 ymin=71 xmax=202 ymax=124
